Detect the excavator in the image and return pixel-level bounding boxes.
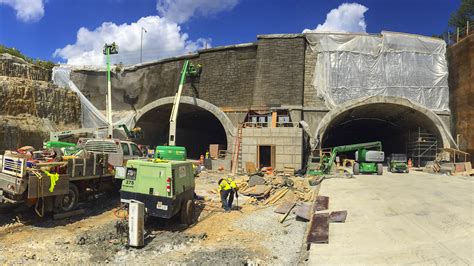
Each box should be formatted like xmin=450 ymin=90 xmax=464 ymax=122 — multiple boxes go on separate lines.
xmin=307 ymin=141 xmax=385 ymax=176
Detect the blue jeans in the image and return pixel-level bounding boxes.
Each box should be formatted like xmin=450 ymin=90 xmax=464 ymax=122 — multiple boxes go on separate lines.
xmin=220 ymin=189 xmax=234 ymax=211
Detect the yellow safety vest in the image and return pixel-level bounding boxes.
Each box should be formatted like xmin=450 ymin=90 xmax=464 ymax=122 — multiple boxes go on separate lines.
xmin=218 ymin=178 xmax=237 ymax=192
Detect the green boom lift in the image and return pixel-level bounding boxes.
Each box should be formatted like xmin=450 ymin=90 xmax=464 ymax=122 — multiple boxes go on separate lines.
xmin=308 ymin=141 xmax=385 ymax=176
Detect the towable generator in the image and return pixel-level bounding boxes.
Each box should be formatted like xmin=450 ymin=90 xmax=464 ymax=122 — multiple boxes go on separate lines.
xmin=115 ymin=159 xmax=195 ymax=225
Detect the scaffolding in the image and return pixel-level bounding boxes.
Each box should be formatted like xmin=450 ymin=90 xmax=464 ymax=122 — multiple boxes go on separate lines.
xmin=407 ymin=128 xmax=438 ymax=167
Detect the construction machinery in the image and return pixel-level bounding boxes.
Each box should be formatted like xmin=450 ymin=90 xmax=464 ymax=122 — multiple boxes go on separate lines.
xmin=0 ymin=137 xmax=144 ymax=216
xmin=116 ymin=158 xmax=196 ymax=225
xmin=168 ymin=59 xmax=202 ymax=146
xmin=307 ymin=141 xmax=385 ymax=176
xmin=387 ymin=153 xmax=409 ymax=173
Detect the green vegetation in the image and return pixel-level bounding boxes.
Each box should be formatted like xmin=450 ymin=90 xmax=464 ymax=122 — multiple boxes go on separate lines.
xmin=449 ymin=0 xmax=473 ymax=29
xmin=0 ymin=44 xmax=56 ymax=70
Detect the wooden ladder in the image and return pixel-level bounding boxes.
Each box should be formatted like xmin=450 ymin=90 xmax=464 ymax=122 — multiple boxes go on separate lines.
xmin=231 ymin=125 xmax=243 ymax=174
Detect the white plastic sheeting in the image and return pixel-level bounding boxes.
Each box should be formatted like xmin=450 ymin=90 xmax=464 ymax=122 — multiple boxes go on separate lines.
xmin=52 ymin=66 xmax=136 ymax=134
xmin=306 ymin=31 xmax=449 ymax=111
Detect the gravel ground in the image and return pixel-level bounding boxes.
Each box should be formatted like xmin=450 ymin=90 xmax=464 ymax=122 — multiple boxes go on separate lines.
xmin=0 ymin=172 xmax=313 ymax=265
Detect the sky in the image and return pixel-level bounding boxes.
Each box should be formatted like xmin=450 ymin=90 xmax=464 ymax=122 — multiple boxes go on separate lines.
xmin=0 ymin=0 xmax=461 ymax=65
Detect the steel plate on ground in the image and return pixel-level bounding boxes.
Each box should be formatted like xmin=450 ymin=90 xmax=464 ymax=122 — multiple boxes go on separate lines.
xmin=329 ymin=210 xmax=347 ymax=223
xmin=314 ymin=196 xmax=329 ymax=211
xmin=295 ymin=203 xmax=311 ymax=221
xmin=274 ymin=200 xmax=297 ymax=214
xmin=306 ymin=213 xmax=329 ymax=244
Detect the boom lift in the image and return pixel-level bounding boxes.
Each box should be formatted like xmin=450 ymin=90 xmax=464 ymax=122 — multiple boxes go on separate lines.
xmin=168 ymin=60 xmax=202 ymax=146
xmin=308 ymin=141 xmax=385 ymax=176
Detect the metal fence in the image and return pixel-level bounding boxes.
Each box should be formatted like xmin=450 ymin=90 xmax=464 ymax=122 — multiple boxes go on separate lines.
xmin=445 ymin=21 xmax=473 ymax=46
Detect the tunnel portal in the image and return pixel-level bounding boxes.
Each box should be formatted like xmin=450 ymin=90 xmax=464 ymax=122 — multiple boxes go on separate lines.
xmin=321 ymin=103 xmax=443 ymax=166
xmin=136 ymin=103 xmax=228 ymax=159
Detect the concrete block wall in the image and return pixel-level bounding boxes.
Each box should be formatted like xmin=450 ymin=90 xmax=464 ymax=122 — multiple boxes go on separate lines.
xmin=240 ymin=127 xmax=303 ymax=171
xmin=252 ymin=37 xmax=305 ymax=107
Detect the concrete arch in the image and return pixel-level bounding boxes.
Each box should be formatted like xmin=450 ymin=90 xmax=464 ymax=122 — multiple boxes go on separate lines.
xmin=133 ymin=96 xmax=236 ymax=154
xmin=316 ymin=96 xmax=453 ymax=149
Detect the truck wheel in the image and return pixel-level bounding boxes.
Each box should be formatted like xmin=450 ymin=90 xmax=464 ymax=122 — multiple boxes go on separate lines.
xmin=353 ymin=163 xmax=360 ymax=175
xmin=54 ymin=183 xmax=79 ymax=213
xmin=179 ymin=199 xmax=195 ymax=226
xmin=377 ymin=163 xmax=383 ymax=175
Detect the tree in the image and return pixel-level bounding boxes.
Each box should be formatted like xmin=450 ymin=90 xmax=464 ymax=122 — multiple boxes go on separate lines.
xmin=448 ymin=0 xmax=474 ymax=28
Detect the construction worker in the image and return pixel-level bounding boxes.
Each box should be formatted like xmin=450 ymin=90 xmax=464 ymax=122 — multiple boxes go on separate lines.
xmin=217 ymin=175 xmax=238 ymax=212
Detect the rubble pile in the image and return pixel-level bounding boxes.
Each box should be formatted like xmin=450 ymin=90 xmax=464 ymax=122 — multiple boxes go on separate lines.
xmin=236 ymin=171 xmax=316 ymax=205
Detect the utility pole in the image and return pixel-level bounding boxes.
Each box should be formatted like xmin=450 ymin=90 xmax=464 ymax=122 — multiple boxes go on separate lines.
xmin=140 ymin=27 xmax=147 ymax=63
xmin=103 ymin=42 xmax=118 ymax=138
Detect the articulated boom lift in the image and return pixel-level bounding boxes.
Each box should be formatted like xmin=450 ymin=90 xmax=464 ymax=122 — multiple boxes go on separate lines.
xmin=168 ymin=60 xmax=202 ymax=146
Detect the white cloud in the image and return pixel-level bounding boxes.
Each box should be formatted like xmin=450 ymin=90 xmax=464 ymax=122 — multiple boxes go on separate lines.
xmin=54 ymin=0 xmax=241 ymax=65
xmin=304 ymin=3 xmax=368 ymax=33
xmin=53 ymin=16 xmax=211 ymax=65
xmin=0 ymin=0 xmax=44 ymax=22
xmin=156 ymin=0 xmax=238 ymax=24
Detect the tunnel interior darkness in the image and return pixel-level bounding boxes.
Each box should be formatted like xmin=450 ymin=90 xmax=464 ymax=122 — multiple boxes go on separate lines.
xmin=136 ymin=103 xmax=227 ymax=159
xmin=321 ymin=103 xmax=442 ymax=162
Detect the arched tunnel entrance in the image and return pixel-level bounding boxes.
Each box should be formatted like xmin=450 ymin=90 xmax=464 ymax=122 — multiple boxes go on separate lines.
xmin=136 ymin=103 xmax=228 ymax=159
xmin=319 ymin=101 xmax=447 ymax=166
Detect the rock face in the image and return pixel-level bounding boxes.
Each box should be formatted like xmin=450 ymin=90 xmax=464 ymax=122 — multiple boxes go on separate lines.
xmin=0 ymin=77 xmax=80 ymax=125
xmin=0 ymin=54 xmax=81 ymax=152
xmin=0 ymin=53 xmax=51 ymax=82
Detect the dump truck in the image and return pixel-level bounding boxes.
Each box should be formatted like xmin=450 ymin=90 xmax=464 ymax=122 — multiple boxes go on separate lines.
xmin=0 ymin=138 xmax=143 ymax=216
xmin=308 ymin=141 xmax=385 ymax=176
xmin=387 ymin=153 xmax=409 ymax=173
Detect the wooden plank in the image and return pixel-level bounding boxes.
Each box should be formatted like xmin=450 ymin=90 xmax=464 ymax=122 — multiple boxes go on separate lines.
xmin=245 ymin=162 xmax=256 ymax=173
xmin=271 ymin=112 xmax=277 ymax=128
xmin=209 ymin=144 xmax=219 ymax=159
xmin=279 ymin=202 xmax=296 ymax=223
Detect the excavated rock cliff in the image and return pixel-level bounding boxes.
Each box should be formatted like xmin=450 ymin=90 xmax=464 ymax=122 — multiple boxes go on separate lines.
xmin=0 ymin=53 xmax=81 ymax=152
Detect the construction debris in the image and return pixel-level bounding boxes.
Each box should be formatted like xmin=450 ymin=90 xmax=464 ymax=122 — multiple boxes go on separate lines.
xmin=237 ymin=172 xmax=315 ymax=205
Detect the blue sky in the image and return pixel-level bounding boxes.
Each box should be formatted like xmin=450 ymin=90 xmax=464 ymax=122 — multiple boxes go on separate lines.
xmin=0 ymin=0 xmax=460 ymax=65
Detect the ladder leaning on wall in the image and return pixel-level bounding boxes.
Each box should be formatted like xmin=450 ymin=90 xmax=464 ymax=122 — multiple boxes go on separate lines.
xmin=231 ymin=125 xmax=243 ymax=174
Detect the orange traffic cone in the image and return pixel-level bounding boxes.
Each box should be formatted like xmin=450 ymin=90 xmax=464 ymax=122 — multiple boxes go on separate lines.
xmin=408 ymin=158 xmax=412 ymax=168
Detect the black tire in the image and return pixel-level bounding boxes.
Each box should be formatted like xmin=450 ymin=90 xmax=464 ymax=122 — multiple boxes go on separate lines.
xmin=179 ymin=199 xmax=195 ymax=226
xmin=377 ymin=163 xmax=383 ymax=175
xmin=54 ymin=183 xmax=79 ymax=213
xmin=353 ymin=163 xmax=360 ymax=175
